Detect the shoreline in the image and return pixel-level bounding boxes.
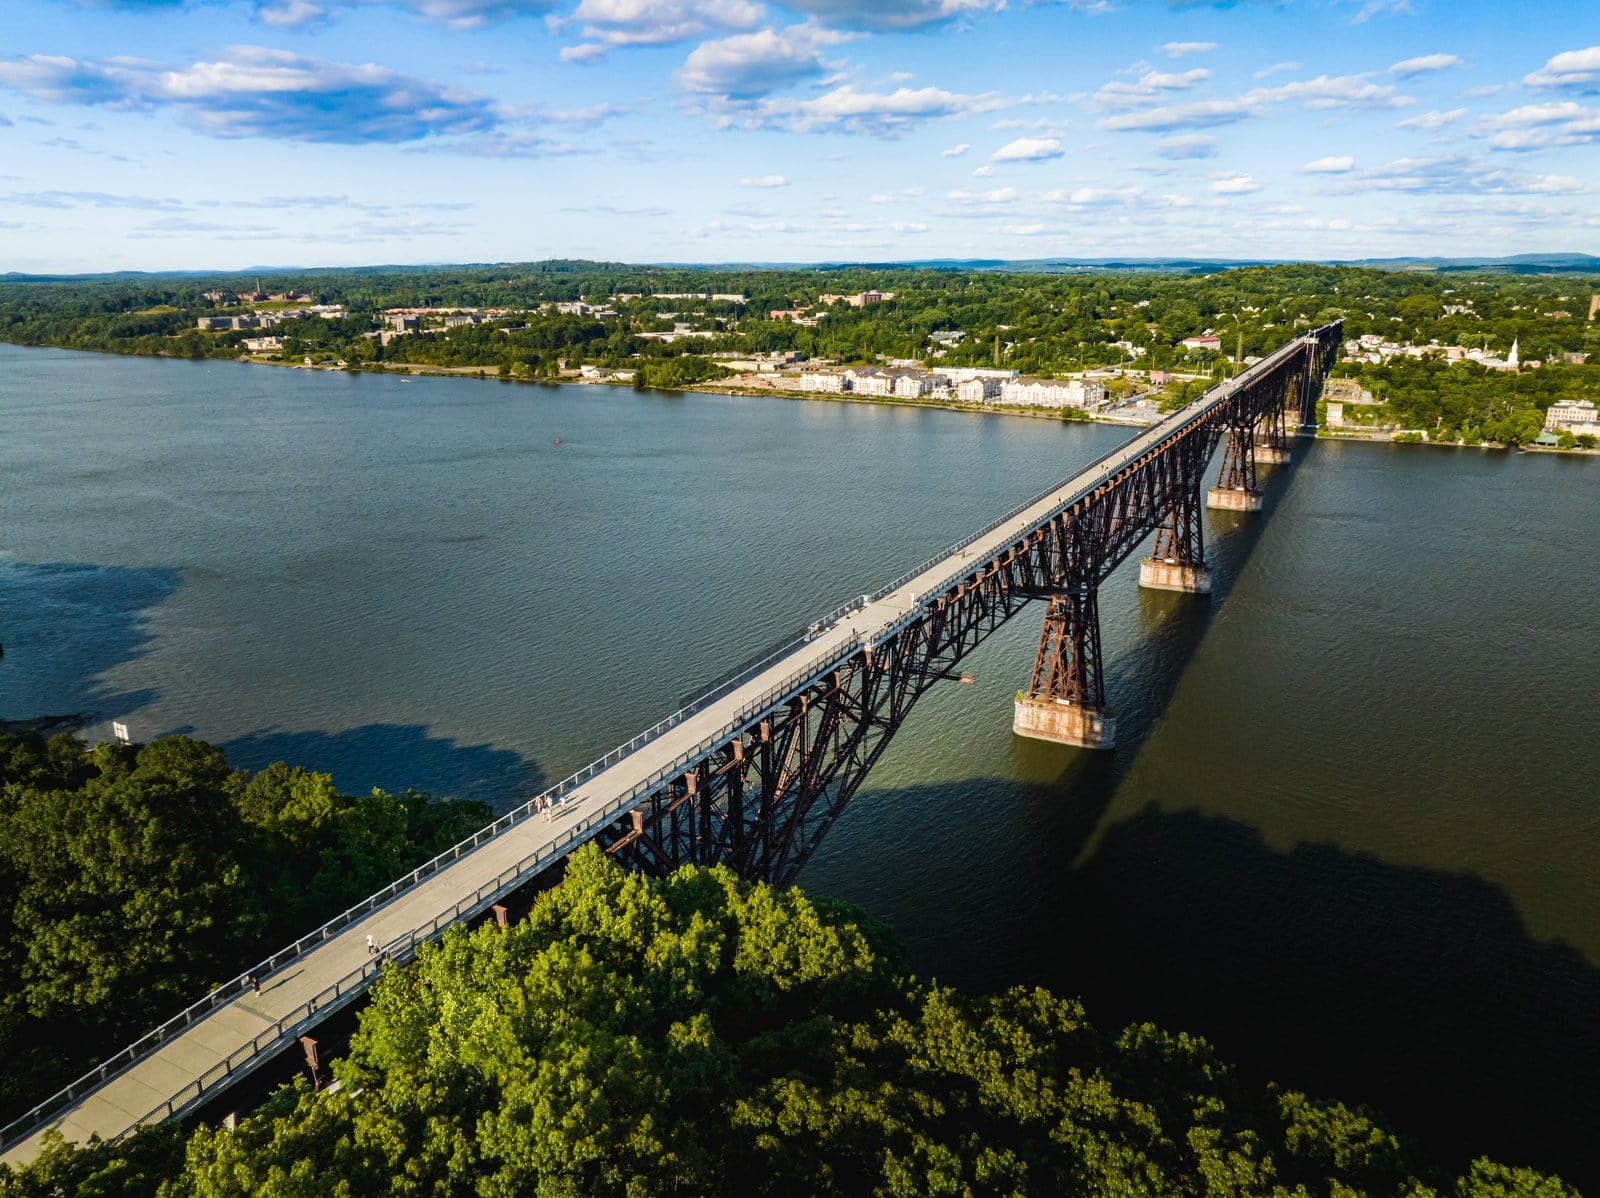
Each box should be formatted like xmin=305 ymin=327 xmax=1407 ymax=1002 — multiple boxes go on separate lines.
xmin=5 ymin=340 xmax=1595 ymax=455
xmin=263 ymin=354 xmax=1166 ymax=428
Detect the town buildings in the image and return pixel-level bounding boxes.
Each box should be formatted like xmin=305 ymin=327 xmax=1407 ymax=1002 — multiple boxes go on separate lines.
xmin=997 ymin=378 xmax=1106 ymax=409
xmin=1544 ymin=400 xmax=1600 ymax=436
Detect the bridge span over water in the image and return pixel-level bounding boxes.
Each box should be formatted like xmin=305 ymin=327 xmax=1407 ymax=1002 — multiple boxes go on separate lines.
xmin=0 ymin=321 xmax=1341 ymax=1166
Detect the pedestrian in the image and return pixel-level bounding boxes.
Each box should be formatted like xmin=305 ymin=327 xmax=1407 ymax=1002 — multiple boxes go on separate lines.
xmin=250 ymin=971 xmax=261 ymax=995
xmin=365 ymin=934 xmax=375 ymax=956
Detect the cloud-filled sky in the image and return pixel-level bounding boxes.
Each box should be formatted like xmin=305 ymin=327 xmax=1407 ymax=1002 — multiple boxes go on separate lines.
xmin=0 ymin=0 xmax=1595 ymax=271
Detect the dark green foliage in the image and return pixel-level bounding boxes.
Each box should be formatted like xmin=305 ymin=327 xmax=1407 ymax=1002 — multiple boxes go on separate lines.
xmin=4 ymin=847 xmax=1572 ymax=1197
xmin=1331 ymin=358 xmax=1591 ymax=445
xmin=3 ymin=264 xmax=1594 ymax=417
xmin=0 ymin=734 xmax=487 ymax=1126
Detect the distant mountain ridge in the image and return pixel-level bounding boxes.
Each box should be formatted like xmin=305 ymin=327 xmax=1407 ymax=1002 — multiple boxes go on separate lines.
xmin=3 ymin=252 xmax=1598 ymax=283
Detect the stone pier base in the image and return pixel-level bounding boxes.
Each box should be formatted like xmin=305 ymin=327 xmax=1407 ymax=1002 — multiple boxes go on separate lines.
xmin=1207 ymin=486 xmax=1264 ymax=512
xmin=1013 ymin=695 xmax=1116 ymax=749
xmin=1254 ymin=444 xmax=1291 ymax=465
xmin=1138 ymin=558 xmax=1213 ymax=594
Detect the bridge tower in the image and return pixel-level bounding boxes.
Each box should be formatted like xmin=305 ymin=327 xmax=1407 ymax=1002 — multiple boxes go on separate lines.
xmin=1013 ymin=585 xmax=1115 ymax=749
xmin=1139 ymin=432 xmax=1212 ymax=594
xmin=1208 ymin=415 xmax=1263 ymax=512
xmin=1254 ymin=379 xmax=1293 ymax=466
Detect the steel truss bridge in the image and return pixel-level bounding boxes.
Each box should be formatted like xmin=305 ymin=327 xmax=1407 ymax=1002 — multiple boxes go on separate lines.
xmin=0 ymin=321 xmax=1341 ymax=1166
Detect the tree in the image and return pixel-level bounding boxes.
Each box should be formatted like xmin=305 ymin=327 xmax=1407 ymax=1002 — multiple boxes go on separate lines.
xmin=11 ymin=846 xmax=1572 ymax=1197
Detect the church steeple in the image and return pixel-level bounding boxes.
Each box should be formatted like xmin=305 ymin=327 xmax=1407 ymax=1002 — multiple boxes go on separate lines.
xmin=1508 ymin=339 xmax=1519 ymax=367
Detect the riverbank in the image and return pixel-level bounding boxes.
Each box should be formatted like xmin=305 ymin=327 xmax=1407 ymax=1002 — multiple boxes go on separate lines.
xmin=1316 ymin=424 xmax=1600 ymax=456
xmin=248 ymin=353 xmax=1164 ymax=429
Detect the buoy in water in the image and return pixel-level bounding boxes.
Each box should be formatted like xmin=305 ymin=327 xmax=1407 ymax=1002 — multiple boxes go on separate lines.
xmin=553 ymin=437 xmax=561 ymax=445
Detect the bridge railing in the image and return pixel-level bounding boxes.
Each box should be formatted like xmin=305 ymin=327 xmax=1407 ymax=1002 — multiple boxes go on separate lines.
xmin=0 ymin=324 xmax=1343 ymax=1156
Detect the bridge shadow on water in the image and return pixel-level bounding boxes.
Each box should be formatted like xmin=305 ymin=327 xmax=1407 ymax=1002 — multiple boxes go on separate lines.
xmin=0 ymin=559 xmax=180 ymax=728
xmin=828 ymin=777 xmax=1600 ymax=1191
xmin=216 ymin=723 xmax=545 ymax=812
xmin=815 ymin=445 xmax=1598 ymax=1187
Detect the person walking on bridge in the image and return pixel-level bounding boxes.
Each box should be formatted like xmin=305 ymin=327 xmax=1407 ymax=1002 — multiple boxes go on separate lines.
xmin=366 ymin=934 xmax=376 ymax=956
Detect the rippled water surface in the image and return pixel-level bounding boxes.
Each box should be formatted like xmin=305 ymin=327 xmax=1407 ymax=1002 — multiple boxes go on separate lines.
xmin=3 ymin=343 xmax=1597 ymax=1184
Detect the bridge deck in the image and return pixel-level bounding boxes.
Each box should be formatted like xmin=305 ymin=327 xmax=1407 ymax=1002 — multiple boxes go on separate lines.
xmin=1 ymin=344 xmax=1304 ymax=1166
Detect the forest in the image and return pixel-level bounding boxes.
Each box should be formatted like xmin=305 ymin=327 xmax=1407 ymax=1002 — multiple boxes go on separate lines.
xmin=0 ymin=843 xmax=1577 ymax=1197
xmin=0 ymin=732 xmax=487 ymax=1130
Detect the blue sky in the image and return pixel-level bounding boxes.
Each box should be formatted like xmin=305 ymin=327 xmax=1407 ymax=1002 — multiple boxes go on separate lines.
xmin=1 ymin=0 xmax=1596 ymax=272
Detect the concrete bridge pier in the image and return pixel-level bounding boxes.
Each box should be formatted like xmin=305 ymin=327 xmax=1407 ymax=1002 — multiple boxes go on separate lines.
xmin=1140 ymin=480 xmax=1211 ymax=593
xmin=1207 ymin=485 xmax=1264 ymax=512
xmin=1013 ymin=696 xmax=1115 ymax=749
xmin=1254 ymin=443 xmax=1291 ymax=466
xmin=1208 ymin=424 xmax=1264 ymax=512
xmin=1014 ymin=590 xmax=1115 ymax=749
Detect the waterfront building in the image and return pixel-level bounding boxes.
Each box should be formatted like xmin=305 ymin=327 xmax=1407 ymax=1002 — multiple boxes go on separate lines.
xmin=942 ymin=367 xmax=1018 ymax=383
xmin=1544 ymin=400 xmax=1600 ymax=435
xmin=795 ymin=372 xmax=848 ymax=393
xmin=956 ymin=377 xmax=1003 ymax=403
xmin=892 ymin=371 xmax=942 ymax=398
xmin=998 ymin=378 xmax=1106 ymax=409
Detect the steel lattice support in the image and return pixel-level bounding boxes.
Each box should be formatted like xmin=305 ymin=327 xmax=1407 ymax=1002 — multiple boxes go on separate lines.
xmin=1217 ymin=418 xmax=1258 ymax=493
xmin=1023 ymin=589 xmax=1104 ymax=709
xmin=598 ymin=323 xmax=1342 ymax=885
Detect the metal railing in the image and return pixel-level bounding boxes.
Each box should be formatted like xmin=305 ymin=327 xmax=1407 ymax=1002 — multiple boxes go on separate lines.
xmin=0 ymin=325 xmax=1339 ymax=1156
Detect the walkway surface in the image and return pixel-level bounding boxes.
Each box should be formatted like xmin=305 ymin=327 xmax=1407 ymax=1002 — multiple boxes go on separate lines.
xmin=1 ymin=342 xmax=1305 ymax=1166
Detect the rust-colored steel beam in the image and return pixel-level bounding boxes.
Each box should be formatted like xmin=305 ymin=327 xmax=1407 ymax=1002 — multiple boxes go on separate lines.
xmin=599 ymin=323 xmax=1342 ymax=885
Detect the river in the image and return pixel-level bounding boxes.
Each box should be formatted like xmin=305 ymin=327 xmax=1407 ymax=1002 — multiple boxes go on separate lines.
xmin=2 ymin=343 xmax=1596 ymax=1185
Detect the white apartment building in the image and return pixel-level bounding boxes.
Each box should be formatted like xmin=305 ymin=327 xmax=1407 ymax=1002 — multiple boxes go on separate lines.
xmin=796 ymin=372 xmax=848 ymax=393
xmin=847 ymin=368 xmax=894 ymax=396
xmin=956 ymin=377 xmax=1003 ymax=403
xmin=892 ymin=371 xmax=943 ymax=398
xmin=998 ymin=378 xmax=1107 ymax=409
xmin=942 ymin=367 xmax=1018 ymax=383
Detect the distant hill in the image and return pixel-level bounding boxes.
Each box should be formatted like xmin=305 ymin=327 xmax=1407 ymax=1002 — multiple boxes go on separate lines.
xmin=3 ymin=252 xmax=1598 ymax=283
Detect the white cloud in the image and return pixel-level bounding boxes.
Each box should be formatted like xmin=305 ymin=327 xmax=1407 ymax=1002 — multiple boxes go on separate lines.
xmin=1398 ymin=107 xmax=1466 ymax=131
xmin=1102 ymin=73 xmax=1412 ymax=132
xmin=1303 ymin=155 xmax=1354 ymax=173
xmin=562 ymin=0 xmax=762 ymax=52
xmin=775 ymin=0 xmax=1003 ymax=31
xmin=946 ymin=186 xmax=1018 ymax=204
xmin=1388 ymin=53 xmax=1461 ymax=76
xmin=1523 ymin=46 xmax=1600 ymax=92
xmin=560 ymin=42 xmax=608 ymax=63
xmin=726 ymin=83 xmax=1008 ymax=135
xmin=1210 ymin=171 xmax=1262 ymax=194
xmin=990 ymin=135 xmax=1063 ymax=161
xmin=1352 ymin=154 xmax=1589 ymax=194
xmin=256 ymin=0 xmax=327 ymax=27
xmin=1162 ymin=41 xmax=1217 ymax=58
xmin=970 ymin=163 xmax=994 ymax=176
xmin=739 ymin=174 xmax=789 ymax=187
xmin=1093 ymin=68 xmax=1210 ymax=112
xmin=1482 ymin=101 xmax=1600 ymax=151
xmin=0 ymin=48 xmax=503 ymax=144
xmin=676 ymin=25 xmax=846 ymax=99
xmin=366 ymin=0 xmax=558 ymax=27
xmin=1062 ymin=185 xmax=1140 ymax=206
xmin=1153 ymin=133 xmax=1216 ymax=159
xmin=940 ymin=142 xmax=970 ymax=157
